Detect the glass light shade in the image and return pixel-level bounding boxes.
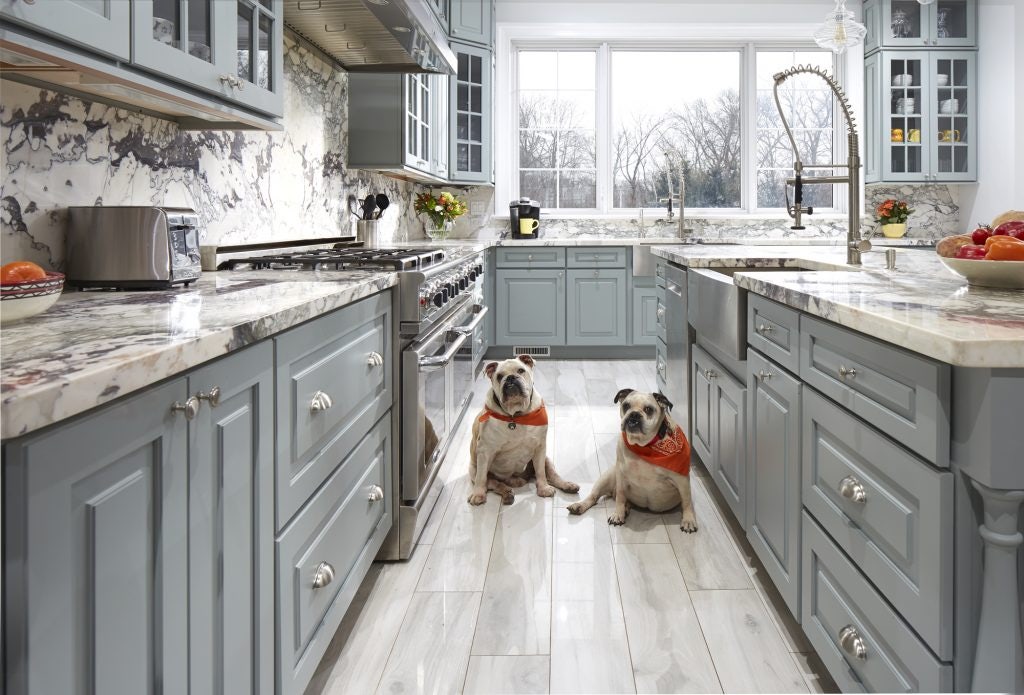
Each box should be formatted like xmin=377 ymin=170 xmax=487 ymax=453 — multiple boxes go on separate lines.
xmin=813 ymin=1 xmax=868 ymax=54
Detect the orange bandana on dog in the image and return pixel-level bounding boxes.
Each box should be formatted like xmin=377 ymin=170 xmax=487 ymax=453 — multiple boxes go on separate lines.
xmin=479 ymin=402 xmax=549 ymax=430
xmin=622 ymin=425 xmax=691 ymax=477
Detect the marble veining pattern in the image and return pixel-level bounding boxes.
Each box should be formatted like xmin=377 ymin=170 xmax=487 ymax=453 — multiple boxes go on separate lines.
xmin=654 ymin=245 xmax=1024 ymax=367
xmin=0 ymin=271 xmax=396 ymax=438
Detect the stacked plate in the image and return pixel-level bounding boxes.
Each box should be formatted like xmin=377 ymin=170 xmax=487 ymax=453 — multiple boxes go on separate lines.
xmin=895 ymin=97 xmax=916 ymax=114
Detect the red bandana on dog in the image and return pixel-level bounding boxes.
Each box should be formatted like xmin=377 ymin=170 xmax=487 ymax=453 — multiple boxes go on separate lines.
xmin=479 ymin=402 xmax=549 ymax=429
xmin=622 ymin=424 xmax=691 ymax=477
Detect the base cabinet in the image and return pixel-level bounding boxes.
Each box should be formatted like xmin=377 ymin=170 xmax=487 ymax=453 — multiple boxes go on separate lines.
xmin=494 ymin=268 xmax=566 ymax=346
xmin=632 ymin=282 xmax=658 ymax=347
xmin=567 ymin=268 xmax=627 ymax=345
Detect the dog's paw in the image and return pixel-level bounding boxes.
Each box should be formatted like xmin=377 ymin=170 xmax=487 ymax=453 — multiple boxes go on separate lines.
xmin=536 ymin=484 xmax=556 ymax=498
xmin=607 ymin=512 xmax=626 ymax=526
xmin=467 ymin=491 xmax=487 ymax=505
xmin=567 ymin=502 xmax=583 ymax=515
xmin=506 ymin=476 xmax=528 ymax=488
xmin=680 ymin=517 xmax=699 ymax=533
xmin=559 ymin=481 xmax=581 ymax=494
xmin=501 ymin=491 xmax=515 ymax=505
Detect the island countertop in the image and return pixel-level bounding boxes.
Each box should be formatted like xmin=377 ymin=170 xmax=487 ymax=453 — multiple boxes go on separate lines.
xmin=1 ymin=270 xmax=397 ymax=439
xmin=652 ymin=245 xmax=1024 ymax=368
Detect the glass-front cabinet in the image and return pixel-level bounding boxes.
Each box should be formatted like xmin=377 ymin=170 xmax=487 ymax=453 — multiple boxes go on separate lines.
xmin=865 ymin=50 xmax=976 ymax=182
xmin=864 ymin=0 xmax=976 ymax=51
xmin=449 ymin=41 xmax=492 ymax=183
xmin=133 ymin=0 xmax=283 ymax=117
xmin=0 ymin=0 xmax=131 ymax=60
xmin=404 ymin=73 xmax=433 ymax=172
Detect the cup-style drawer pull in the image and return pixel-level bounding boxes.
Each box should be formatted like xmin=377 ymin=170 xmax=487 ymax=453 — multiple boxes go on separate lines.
xmin=171 ymin=396 xmax=200 ymax=420
xmin=657 ymin=305 xmax=665 ymax=320
xmin=312 ymin=561 xmax=335 ymax=589
xmin=196 ymin=386 xmax=220 ymax=407
xmin=838 ymin=625 xmax=867 ymax=660
xmin=366 ymin=351 xmax=384 ymax=367
xmin=758 ymin=369 xmax=774 ymax=380
xmin=757 ymin=323 xmax=774 ymax=334
xmin=367 ymin=484 xmax=384 ymax=502
xmin=838 ymin=475 xmax=867 ymax=504
xmin=310 ymin=390 xmax=333 ymax=413
xmin=838 ymin=365 xmax=857 ymax=378
xmin=657 ymin=360 xmax=666 ymax=375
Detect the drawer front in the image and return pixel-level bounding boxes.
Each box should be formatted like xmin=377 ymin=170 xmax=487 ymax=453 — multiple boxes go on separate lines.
xmin=748 ymin=295 xmax=800 ymax=374
xmin=655 ymin=339 xmax=668 ymax=395
xmin=567 ymin=246 xmax=627 ymax=268
xmin=802 ymin=514 xmax=952 ymax=693
xmin=277 ymin=414 xmax=392 ymax=695
xmin=802 ymin=389 xmax=953 ymax=659
xmin=495 ymin=247 xmax=566 ymax=268
xmin=656 ymin=296 xmax=667 ymax=344
xmin=275 ymin=292 xmax=392 ymax=526
xmin=799 ymin=315 xmax=949 ymax=465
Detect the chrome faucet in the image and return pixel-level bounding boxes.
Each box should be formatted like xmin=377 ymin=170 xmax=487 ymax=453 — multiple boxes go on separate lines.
xmin=773 ymin=65 xmax=869 ymax=265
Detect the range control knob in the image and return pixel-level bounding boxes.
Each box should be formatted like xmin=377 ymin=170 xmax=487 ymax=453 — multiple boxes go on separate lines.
xmin=433 ymin=292 xmax=444 ymax=308
xmin=458 ymin=276 xmax=468 ymax=290
xmin=475 ymin=264 xmax=484 ymax=275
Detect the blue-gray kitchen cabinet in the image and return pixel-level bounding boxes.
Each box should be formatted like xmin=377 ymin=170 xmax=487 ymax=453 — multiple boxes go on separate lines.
xmin=494 ymin=268 xmax=566 ymax=346
xmin=631 ymin=282 xmax=658 ymax=347
xmin=449 ymin=41 xmax=492 ymax=183
xmin=747 ymin=348 xmax=802 ymax=619
xmin=3 ymin=378 xmax=190 ymax=695
xmin=0 ymin=0 xmax=130 ymax=60
xmin=690 ymin=344 xmax=716 ymax=477
xmin=863 ymin=0 xmax=977 ymax=51
xmin=567 ymin=268 xmax=627 ymax=346
xmin=449 ymin=0 xmax=493 ymax=47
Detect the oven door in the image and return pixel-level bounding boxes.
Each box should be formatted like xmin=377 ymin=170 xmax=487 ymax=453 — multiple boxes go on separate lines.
xmin=401 ymin=321 xmax=467 ymax=503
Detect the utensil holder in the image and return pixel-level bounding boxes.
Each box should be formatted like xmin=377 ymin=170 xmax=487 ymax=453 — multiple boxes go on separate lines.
xmin=357 ymin=220 xmax=380 ymax=248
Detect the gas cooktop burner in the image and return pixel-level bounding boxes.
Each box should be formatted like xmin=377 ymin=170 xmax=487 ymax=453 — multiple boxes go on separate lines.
xmin=217 ymin=246 xmax=446 ymax=271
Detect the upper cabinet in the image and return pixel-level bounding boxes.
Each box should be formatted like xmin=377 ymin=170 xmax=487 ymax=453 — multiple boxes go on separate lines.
xmin=449 ymin=41 xmax=492 ymax=183
xmin=427 ymin=0 xmax=449 ymax=25
xmin=0 ymin=0 xmax=131 ymax=60
xmin=449 ymin=0 xmax=493 ymax=48
xmin=864 ymin=0 xmax=977 ymax=51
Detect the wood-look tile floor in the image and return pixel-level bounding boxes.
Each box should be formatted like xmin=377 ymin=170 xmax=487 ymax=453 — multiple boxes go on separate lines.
xmin=306 ymin=360 xmax=838 ymax=695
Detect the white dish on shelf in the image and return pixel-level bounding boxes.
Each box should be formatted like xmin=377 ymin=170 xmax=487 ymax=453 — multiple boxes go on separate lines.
xmin=892 ymin=74 xmax=913 ymax=86
xmin=936 ymin=74 xmax=950 ymax=86
xmin=938 ymin=256 xmax=1024 ymax=289
xmin=152 ymin=17 xmax=175 ymax=45
xmin=939 ymin=98 xmax=960 ymax=114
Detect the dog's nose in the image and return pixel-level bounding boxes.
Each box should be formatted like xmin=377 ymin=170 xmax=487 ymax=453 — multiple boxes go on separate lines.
xmin=625 ymin=412 xmax=643 ymax=429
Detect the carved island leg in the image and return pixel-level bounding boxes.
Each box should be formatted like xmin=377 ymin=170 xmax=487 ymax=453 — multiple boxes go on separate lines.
xmin=970 ymin=480 xmax=1024 ymax=694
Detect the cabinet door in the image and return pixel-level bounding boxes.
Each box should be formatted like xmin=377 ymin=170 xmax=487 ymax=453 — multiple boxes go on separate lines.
xmin=864 ymin=52 xmax=882 ymax=183
xmin=746 ymin=349 xmax=802 ymax=618
xmin=929 ymin=51 xmax=976 ymax=182
xmin=632 ymin=284 xmax=658 ymax=347
xmin=713 ymin=370 xmax=746 ymax=529
xmin=690 ymin=344 xmax=715 ymax=471
xmin=3 ymin=379 xmax=189 ymax=695
xmin=449 ymin=42 xmax=492 ymax=183
xmin=405 ymin=72 xmax=432 ymax=172
xmin=188 ymin=343 xmax=274 ymax=695
xmin=449 ymin=0 xmax=492 ymax=47
xmin=567 ymin=268 xmax=626 ymax=346
xmin=926 ymin=0 xmax=976 ymax=47
xmin=881 ymin=51 xmax=930 ymax=181
xmin=432 ymin=73 xmax=450 ymax=178
xmin=0 ymin=0 xmax=130 ymax=60
xmin=494 ymin=268 xmax=565 ymax=346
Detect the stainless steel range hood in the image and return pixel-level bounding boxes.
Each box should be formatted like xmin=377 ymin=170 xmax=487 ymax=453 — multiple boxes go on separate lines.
xmin=284 ymin=0 xmax=456 ymax=74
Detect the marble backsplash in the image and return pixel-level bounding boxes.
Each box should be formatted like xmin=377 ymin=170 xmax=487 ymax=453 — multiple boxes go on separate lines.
xmin=0 ymin=36 xmax=422 ymax=270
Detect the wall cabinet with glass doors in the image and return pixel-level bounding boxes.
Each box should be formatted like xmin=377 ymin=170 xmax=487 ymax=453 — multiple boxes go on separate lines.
xmin=865 ymin=50 xmax=976 ymax=182
xmin=449 ymin=41 xmax=492 ymax=184
xmin=863 ymin=0 xmax=976 ymax=51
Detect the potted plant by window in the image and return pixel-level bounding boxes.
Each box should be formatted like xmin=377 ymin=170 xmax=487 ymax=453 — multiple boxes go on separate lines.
xmin=414 ymin=190 xmax=468 ymax=240
xmin=876 ymin=199 xmax=913 ymax=238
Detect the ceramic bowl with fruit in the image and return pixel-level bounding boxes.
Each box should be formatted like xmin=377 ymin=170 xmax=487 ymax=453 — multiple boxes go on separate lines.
xmin=935 ymin=211 xmax=1024 ymax=289
xmin=0 ymin=261 xmax=65 ymax=324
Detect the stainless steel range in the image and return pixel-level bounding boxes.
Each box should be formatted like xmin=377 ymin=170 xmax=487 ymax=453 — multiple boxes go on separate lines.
xmin=208 ymin=238 xmax=486 ymax=560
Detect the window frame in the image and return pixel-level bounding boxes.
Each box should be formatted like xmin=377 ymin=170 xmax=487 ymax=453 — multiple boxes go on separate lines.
xmin=497 ymin=27 xmax=856 ymax=219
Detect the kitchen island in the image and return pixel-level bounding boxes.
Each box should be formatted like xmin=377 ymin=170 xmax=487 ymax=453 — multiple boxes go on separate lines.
xmin=652 ymin=243 xmax=1024 ymax=693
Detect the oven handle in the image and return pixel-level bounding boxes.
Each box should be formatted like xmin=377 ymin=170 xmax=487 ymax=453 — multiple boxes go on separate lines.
xmin=418 ymin=330 xmax=469 ymax=372
xmin=452 ymin=305 xmax=489 ymax=335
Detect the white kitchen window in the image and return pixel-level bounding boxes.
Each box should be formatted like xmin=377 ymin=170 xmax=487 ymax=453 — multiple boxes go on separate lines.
xmin=508 ymin=43 xmax=839 ymax=215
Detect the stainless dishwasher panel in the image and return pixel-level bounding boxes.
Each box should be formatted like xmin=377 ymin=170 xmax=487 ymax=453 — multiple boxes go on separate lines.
xmin=687 ymin=267 xmax=746 ymax=362
xmin=662 ymin=262 xmax=691 ymax=435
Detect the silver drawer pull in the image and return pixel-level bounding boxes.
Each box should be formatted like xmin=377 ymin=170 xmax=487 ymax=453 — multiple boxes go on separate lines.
xmin=171 ymin=396 xmax=200 ymax=420
xmin=758 ymin=369 xmax=774 ymax=380
xmin=367 ymin=484 xmax=384 ymax=502
xmin=757 ymin=323 xmax=774 ymax=334
xmin=312 ymin=562 xmax=335 ymax=589
xmin=196 ymin=386 xmax=220 ymax=407
xmin=838 ymin=625 xmax=867 ymax=661
xmin=838 ymin=365 xmax=857 ymax=378
xmin=366 ymin=351 xmax=384 ymax=367
xmin=839 ymin=475 xmax=867 ymax=504
xmin=310 ymin=391 xmax=333 ymax=413
xmin=657 ymin=360 xmax=666 ymax=375
xmin=703 ymin=369 xmax=718 ymax=379
xmin=657 ymin=306 xmax=665 ymax=320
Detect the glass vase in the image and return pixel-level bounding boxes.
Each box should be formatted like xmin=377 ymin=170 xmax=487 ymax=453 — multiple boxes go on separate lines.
xmin=424 ymin=218 xmax=454 ymax=240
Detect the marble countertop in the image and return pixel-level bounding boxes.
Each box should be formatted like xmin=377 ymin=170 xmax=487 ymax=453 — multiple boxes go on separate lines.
xmin=394 ymin=235 xmax=935 ymax=248
xmin=1 ymin=270 xmax=397 ymax=439
xmin=653 ymin=245 xmax=1024 ymax=368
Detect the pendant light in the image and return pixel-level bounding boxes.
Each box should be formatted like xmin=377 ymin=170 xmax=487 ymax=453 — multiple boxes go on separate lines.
xmin=813 ymin=0 xmax=868 ymax=54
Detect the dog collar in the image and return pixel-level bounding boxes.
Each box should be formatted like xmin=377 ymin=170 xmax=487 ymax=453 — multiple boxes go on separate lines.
xmin=479 ymin=402 xmax=548 ymax=430
xmin=622 ymin=424 xmax=691 ymax=477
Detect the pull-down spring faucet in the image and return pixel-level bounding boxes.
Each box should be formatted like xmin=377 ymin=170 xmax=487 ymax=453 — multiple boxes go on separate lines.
xmin=773 ymin=65 xmax=869 ymax=265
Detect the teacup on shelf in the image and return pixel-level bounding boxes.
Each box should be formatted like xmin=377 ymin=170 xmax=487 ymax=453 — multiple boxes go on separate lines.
xmin=936 ymin=74 xmax=950 ymax=87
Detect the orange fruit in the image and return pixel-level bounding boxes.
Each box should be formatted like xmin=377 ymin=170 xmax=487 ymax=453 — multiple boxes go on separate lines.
xmin=0 ymin=261 xmax=48 ymax=284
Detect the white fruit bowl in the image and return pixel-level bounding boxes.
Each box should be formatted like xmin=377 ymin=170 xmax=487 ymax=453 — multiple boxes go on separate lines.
xmin=0 ymin=272 xmax=65 ymax=324
xmin=938 ymin=256 xmax=1024 ymax=289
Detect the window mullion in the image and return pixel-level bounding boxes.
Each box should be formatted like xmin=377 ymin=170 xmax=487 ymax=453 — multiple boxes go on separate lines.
xmin=742 ymin=42 xmax=757 ymax=213
xmin=596 ymin=42 xmax=612 ymax=214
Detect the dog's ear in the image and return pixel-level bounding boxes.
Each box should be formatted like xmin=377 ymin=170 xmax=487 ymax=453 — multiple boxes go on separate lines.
xmin=516 ymin=354 xmax=535 ymax=368
xmin=614 ymin=388 xmax=635 ymax=405
xmin=485 ymin=361 xmax=499 ymax=378
xmin=653 ymin=391 xmax=673 ymax=412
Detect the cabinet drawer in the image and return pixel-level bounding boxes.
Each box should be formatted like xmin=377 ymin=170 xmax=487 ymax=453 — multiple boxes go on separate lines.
xmin=655 ymin=339 xmax=668 ymax=395
xmin=656 ymin=296 xmax=667 ymax=344
xmin=567 ymin=246 xmax=627 ymax=268
xmin=802 ymin=389 xmax=952 ymax=659
xmin=802 ymin=514 xmax=952 ymax=693
xmin=276 ymin=414 xmax=392 ymax=695
xmin=748 ymin=295 xmax=800 ymax=374
xmin=799 ymin=315 xmax=949 ymax=465
xmin=275 ymin=292 xmax=392 ymax=526
xmin=495 ymin=247 xmax=566 ymax=268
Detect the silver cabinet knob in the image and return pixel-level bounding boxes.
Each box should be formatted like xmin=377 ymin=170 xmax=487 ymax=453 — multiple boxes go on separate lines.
xmin=703 ymin=369 xmax=718 ymax=379
xmin=310 ymin=390 xmax=333 ymax=413
xmin=838 ymin=625 xmax=867 ymax=660
xmin=312 ymin=561 xmax=335 ymax=589
xmin=657 ymin=305 xmax=665 ymax=320
xmin=758 ymin=369 xmax=774 ymax=380
xmin=171 ymin=396 xmax=200 ymax=420
xmin=527 ymin=254 xmax=534 ymax=261
xmin=657 ymin=359 xmax=666 ymax=375
xmin=757 ymin=323 xmax=774 ymax=333
xmin=196 ymin=386 xmax=220 ymax=407
xmin=367 ymin=484 xmax=384 ymax=502
xmin=839 ymin=475 xmax=867 ymax=504
xmin=366 ymin=351 xmax=384 ymax=367
xmin=838 ymin=365 xmax=857 ymax=378
xmin=593 ymin=270 xmax=600 ymax=278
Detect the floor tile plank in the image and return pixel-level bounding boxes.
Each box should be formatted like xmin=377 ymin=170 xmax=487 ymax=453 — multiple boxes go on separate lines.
xmin=463 ymin=656 xmax=550 ymax=694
